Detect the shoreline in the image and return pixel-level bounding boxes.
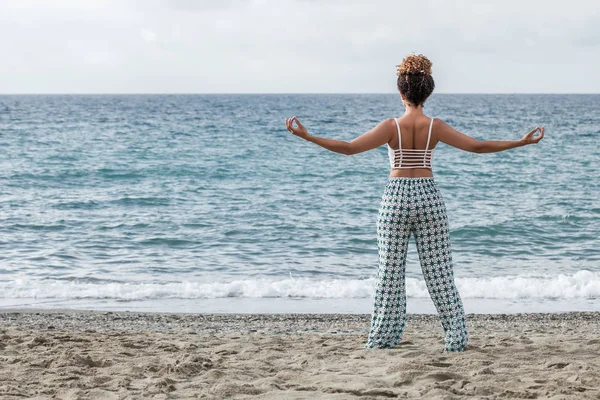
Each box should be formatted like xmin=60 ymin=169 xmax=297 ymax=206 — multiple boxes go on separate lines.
xmin=2 ymin=309 xmax=599 ymax=334
xmin=2 ymin=310 xmax=599 ymax=399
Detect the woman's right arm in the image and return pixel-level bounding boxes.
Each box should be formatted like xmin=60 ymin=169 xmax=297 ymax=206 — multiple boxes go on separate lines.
xmin=436 ymin=119 xmax=544 ymax=153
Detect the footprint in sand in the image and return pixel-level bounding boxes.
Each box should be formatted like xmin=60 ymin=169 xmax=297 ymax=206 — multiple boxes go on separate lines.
xmin=471 ymin=367 xmax=495 ymax=376
xmin=425 ymin=362 xmax=452 ymax=368
xmin=546 ymin=361 xmax=569 ymax=369
xmin=422 ymin=371 xmax=466 ymax=382
xmin=72 ymin=354 xmax=113 ymax=368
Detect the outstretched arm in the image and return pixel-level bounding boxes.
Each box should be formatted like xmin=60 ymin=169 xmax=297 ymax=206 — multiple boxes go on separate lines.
xmin=285 ymin=116 xmax=393 ymax=155
xmin=436 ymin=119 xmax=544 ymax=153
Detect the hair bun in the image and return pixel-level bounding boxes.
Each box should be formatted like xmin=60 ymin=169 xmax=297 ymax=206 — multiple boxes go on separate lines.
xmin=396 ymin=53 xmax=432 ymax=76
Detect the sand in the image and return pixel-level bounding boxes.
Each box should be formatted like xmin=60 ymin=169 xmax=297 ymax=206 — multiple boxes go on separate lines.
xmin=1 ymin=310 xmax=599 ymax=399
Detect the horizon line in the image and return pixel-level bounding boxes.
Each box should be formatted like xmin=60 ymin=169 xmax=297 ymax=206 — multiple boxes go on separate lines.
xmin=0 ymin=92 xmax=599 ymax=96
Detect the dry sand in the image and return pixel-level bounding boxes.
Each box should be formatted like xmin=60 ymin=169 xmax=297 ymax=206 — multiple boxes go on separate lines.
xmin=1 ymin=310 xmax=599 ymax=399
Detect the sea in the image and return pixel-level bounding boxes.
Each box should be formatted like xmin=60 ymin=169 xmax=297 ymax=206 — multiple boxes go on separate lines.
xmin=0 ymin=94 xmax=598 ymax=314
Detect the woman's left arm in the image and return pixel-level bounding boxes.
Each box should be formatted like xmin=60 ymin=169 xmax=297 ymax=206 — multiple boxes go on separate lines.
xmin=285 ymin=116 xmax=393 ymax=155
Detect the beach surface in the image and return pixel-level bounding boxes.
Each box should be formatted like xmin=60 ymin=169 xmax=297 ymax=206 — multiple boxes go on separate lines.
xmin=1 ymin=310 xmax=599 ymax=399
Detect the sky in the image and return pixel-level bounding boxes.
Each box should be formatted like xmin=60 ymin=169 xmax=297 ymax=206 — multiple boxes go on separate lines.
xmin=1 ymin=0 xmax=599 ymax=94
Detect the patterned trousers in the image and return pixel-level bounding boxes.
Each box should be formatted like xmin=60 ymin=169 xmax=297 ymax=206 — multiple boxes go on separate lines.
xmin=364 ymin=177 xmax=469 ymax=352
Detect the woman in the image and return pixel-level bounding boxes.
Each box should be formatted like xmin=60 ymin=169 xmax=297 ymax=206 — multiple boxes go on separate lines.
xmin=285 ymin=54 xmax=544 ymax=352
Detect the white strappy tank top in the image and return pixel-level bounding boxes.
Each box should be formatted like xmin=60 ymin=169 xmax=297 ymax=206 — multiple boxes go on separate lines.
xmin=387 ymin=117 xmax=435 ymax=169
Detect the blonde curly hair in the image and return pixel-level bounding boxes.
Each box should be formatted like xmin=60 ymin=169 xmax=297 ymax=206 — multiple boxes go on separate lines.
xmin=396 ymin=53 xmax=433 ymax=76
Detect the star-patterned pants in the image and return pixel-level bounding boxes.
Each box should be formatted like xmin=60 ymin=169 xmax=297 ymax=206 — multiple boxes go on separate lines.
xmin=364 ymin=177 xmax=469 ymax=352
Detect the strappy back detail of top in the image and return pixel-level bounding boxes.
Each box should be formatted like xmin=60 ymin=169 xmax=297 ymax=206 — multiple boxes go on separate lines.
xmin=387 ymin=117 xmax=435 ymax=169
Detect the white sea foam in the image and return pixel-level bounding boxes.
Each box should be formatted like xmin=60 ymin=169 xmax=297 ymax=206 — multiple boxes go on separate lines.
xmin=1 ymin=270 xmax=598 ymax=301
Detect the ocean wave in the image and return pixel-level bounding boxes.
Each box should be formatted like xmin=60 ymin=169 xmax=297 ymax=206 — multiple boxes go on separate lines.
xmin=1 ymin=270 xmax=598 ymax=301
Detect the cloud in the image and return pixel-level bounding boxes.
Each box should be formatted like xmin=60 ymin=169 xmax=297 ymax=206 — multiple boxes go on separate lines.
xmin=161 ymin=0 xmax=252 ymax=12
xmin=141 ymin=29 xmax=157 ymax=42
xmin=0 ymin=0 xmax=598 ymax=93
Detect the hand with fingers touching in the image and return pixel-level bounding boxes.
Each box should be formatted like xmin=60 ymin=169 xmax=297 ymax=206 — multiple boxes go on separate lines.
xmin=284 ymin=115 xmax=394 ymax=155
xmin=285 ymin=116 xmax=310 ymax=140
xmin=520 ymin=126 xmax=545 ymax=145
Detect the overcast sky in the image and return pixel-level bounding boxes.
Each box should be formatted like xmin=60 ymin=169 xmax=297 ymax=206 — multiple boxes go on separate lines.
xmin=1 ymin=0 xmax=599 ymax=94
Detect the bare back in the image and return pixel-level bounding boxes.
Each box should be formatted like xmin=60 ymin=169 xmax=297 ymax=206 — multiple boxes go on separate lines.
xmin=388 ymin=115 xmax=438 ymax=178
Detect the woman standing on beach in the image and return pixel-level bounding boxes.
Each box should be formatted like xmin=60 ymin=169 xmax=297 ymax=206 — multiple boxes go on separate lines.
xmin=285 ymin=54 xmax=544 ymax=352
